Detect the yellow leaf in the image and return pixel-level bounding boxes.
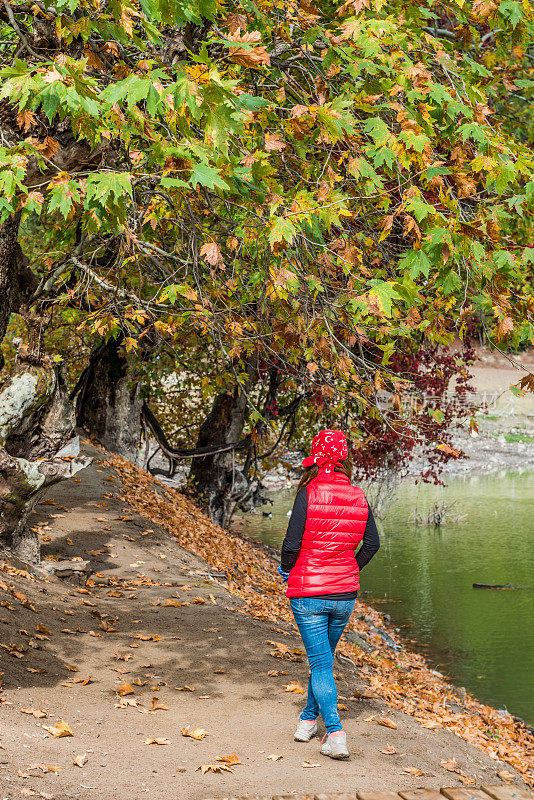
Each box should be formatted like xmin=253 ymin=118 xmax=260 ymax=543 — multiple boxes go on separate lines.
xmin=181 ymin=726 xmax=208 ymax=740
xmin=43 ymin=720 xmax=73 ymax=738
xmin=144 ymin=738 xmax=170 ymax=745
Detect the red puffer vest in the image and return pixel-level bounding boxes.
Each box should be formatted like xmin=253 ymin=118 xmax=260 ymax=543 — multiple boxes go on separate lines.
xmin=286 ymin=472 xmax=368 ymax=598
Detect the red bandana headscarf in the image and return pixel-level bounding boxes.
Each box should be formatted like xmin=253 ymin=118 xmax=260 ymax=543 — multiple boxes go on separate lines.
xmin=302 ymin=430 xmax=348 ymax=475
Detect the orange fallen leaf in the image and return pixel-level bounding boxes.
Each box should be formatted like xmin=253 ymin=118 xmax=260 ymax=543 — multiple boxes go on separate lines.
xmin=498 ymin=770 xmax=515 ymax=783
xmin=175 ymin=685 xmax=195 ymax=691
xmin=403 ymin=767 xmax=424 ymax=775
xmin=266 ymin=753 xmax=283 ymax=761
xmin=149 ymin=696 xmax=169 ymax=711
xmin=29 ymin=763 xmax=60 ymax=773
xmin=459 ymin=774 xmax=477 ymax=785
xmin=144 ymin=737 xmax=170 ymax=745
xmin=441 ymin=758 xmax=459 ymax=772
xmin=301 ymin=760 xmax=321 ymax=768
xmin=267 ymin=670 xmax=288 ymax=676
xmin=131 ymin=678 xmax=147 ymax=686
xmin=73 ymin=754 xmax=88 ymax=767
xmin=114 ymin=681 xmax=134 ymax=696
xmin=37 ymin=624 xmax=53 ymax=636
xmin=380 ymin=745 xmax=398 ymax=755
xmin=338 ymin=703 xmax=348 ymax=711
xmin=43 ymin=720 xmax=73 ymax=738
xmin=283 ymin=681 xmax=304 ymax=694
xmin=134 ymin=634 xmax=162 ymax=641
xmin=217 ymin=752 xmax=241 ymax=765
xmin=181 ymin=726 xmax=208 ymax=740
xmin=377 ymin=717 xmax=397 ymax=729
xmin=20 ymin=708 xmax=48 ymax=718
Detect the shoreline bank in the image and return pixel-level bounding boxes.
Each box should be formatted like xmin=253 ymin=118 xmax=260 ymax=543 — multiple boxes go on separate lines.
xmin=0 ymin=446 xmax=532 ymax=799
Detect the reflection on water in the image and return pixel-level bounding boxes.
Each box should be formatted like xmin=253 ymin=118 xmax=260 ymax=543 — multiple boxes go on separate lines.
xmin=232 ymin=471 xmax=534 ymax=724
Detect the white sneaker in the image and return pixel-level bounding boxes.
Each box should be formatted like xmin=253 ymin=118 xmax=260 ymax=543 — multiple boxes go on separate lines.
xmin=294 ymin=718 xmax=318 ymax=742
xmin=320 ymin=730 xmax=349 ymax=759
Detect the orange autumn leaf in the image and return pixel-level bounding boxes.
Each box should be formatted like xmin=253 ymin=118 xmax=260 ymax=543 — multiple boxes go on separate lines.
xmin=114 ymin=681 xmax=134 ymax=696
xmin=283 ymin=681 xmax=304 ymax=694
xmin=43 ymin=720 xmax=73 ymax=738
xmin=217 ymin=752 xmax=241 ymax=765
xmin=144 ymin=737 xmax=170 ymax=745
xmin=377 ymin=717 xmax=398 ymax=729
xmin=181 ymin=726 xmax=208 ymax=740
xmin=149 ymin=696 xmax=169 ymax=711
xmin=20 ymin=707 xmax=48 ymax=718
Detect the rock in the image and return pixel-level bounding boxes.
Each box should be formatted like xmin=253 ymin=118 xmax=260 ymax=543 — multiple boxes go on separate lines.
xmin=44 ymin=559 xmax=91 ymax=583
xmin=452 ymin=685 xmax=467 ymax=702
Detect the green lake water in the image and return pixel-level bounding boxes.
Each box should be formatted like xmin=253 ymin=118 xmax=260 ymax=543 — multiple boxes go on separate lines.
xmin=232 ymin=471 xmax=534 ymax=724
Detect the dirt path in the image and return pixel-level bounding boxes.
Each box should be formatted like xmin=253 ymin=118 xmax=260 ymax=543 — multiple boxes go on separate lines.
xmin=0 ymin=446 xmax=531 ymax=800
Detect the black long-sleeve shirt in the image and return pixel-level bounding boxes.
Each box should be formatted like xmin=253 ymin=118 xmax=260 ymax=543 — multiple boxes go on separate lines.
xmin=280 ymin=487 xmax=380 ymax=600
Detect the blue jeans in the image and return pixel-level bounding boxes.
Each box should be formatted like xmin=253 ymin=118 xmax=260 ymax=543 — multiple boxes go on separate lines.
xmin=290 ymin=597 xmax=355 ymax=733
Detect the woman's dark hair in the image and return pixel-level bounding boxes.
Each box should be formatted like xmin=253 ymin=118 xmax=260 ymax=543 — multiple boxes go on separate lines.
xmin=296 ymin=453 xmax=353 ymax=493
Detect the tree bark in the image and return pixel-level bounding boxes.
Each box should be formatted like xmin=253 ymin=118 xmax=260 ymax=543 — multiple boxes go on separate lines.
xmin=0 ymin=354 xmax=90 ymax=562
xmin=188 ymin=360 xmax=259 ymax=526
xmin=75 ymin=338 xmax=144 ymax=464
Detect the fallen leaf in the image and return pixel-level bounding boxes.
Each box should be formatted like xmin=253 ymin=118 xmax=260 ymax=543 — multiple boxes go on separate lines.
xmin=134 ymin=633 xmax=162 ymax=641
xmin=197 ymin=763 xmax=233 ymax=774
xmin=149 ymin=696 xmax=169 ymax=711
xmin=498 ymin=770 xmax=515 ymax=783
xmin=380 ymin=745 xmax=398 ymax=755
xmin=37 ymin=624 xmax=53 ymax=636
xmin=267 ymin=670 xmax=288 ymax=676
xmin=144 ymin=737 xmax=170 ymax=745
xmin=175 ymin=685 xmax=195 ymax=692
xmin=283 ymin=681 xmax=304 ymax=694
xmin=459 ymin=774 xmax=477 ymax=785
xmin=43 ymin=720 xmax=73 ymax=738
xmin=338 ymin=703 xmax=348 ymax=710
xmin=29 ymin=763 xmax=60 ymax=773
xmin=301 ymin=760 xmax=321 ymax=768
xmin=181 ymin=726 xmax=208 ymax=740
xmin=377 ymin=717 xmax=398 ymax=729
xmin=217 ymin=752 xmax=241 ymax=765
xmin=441 ymin=758 xmax=459 ymax=772
xmin=114 ymin=681 xmax=134 ymax=696
xmin=266 ymin=753 xmax=283 ymax=761
xmin=73 ymin=754 xmax=88 ymax=767
xmin=403 ymin=767 xmax=424 ymax=775
xmin=20 ymin=707 xmax=48 ymax=718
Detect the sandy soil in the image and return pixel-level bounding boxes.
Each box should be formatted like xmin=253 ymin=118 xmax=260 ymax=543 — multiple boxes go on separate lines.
xmin=0 ymin=447 xmax=529 ymax=800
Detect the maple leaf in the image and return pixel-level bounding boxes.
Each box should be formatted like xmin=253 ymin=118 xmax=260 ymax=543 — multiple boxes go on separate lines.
xmin=228 ymin=29 xmax=271 ymax=69
xmin=197 ymin=763 xmax=233 ymax=774
xmin=200 ymin=242 xmax=224 ymax=269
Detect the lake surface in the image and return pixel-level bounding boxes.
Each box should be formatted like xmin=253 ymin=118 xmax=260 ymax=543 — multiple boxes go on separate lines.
xmin=232 ymin=471 xmax=534 ymax=724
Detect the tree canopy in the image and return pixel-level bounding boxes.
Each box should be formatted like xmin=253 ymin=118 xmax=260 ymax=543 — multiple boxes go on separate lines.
xmin=1 ymin=0 xmax=534 ymax=535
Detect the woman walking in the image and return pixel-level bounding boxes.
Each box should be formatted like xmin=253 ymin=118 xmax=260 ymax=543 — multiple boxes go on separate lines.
xmin=278 ymin=430 xmax=380 ymax=759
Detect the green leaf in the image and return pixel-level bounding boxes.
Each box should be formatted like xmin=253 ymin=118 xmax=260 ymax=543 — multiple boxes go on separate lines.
xmin=188 ymin=161 xmax=229 ymax=191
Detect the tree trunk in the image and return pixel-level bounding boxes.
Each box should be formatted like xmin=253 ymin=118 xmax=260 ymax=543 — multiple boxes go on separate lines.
xmin=75 ymin=338 xmax=144 ymax=464
xmin=0 ymin=352 xmax=90 ymax=562
xmin=188 ymin=360 xmax=260 ymax=527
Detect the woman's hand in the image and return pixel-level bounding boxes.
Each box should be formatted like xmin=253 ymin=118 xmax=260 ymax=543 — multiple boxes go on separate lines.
xmin=277 ymin=565 xmax=290 ymax=582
